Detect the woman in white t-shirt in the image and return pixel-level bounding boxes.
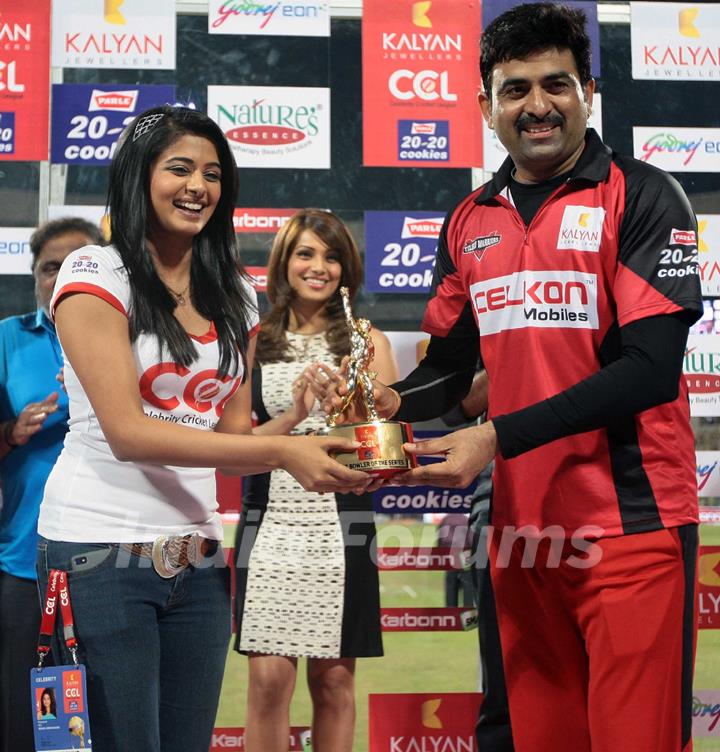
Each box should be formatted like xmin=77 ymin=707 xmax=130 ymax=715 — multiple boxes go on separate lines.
xmin=36 ymin=106 xmax=370 ymax=752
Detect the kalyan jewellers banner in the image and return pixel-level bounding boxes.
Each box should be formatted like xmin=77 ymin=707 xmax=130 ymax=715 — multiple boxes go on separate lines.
xmin=699 ymin=546 xmax=720 ymax=629
xmin=51 ymin=0 xmax=176 ymax=69
xmin=698 ymin=215 xmax=720 ymax=296
xmin=631 ymin=2 xmax=720 ymax=80
xmin=369 ymin=693 xmax=483 ymax=752
xmin=362 ymin=0 xmax=482 ymax=168
xmin=0 ymin=0 xmax=50 ymax=161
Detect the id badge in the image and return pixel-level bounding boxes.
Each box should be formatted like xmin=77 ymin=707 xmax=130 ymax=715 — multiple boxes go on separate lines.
xmin=30 ymin=665 xmax=92 ymax=751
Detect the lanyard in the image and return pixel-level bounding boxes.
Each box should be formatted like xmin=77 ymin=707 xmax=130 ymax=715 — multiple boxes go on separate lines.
xmin=37 ymin=569 xmax=78 ymax=668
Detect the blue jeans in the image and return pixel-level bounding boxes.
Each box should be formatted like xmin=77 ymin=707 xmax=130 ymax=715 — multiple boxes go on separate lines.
xmin=37 ymin=537 xmax=231 ymax=752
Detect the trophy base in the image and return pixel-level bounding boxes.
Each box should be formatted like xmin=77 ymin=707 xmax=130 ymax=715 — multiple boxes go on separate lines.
xmin=318 ymin=420 xmax=417 ymax=478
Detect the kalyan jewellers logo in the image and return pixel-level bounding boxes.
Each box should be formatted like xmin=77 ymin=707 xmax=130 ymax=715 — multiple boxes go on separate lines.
xmin=216 ymin=98 xmax=320 ymax=146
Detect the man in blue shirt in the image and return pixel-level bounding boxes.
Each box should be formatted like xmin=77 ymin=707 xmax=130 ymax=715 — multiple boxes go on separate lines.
xmin=0 ymin=217 xmax=103 ymax=752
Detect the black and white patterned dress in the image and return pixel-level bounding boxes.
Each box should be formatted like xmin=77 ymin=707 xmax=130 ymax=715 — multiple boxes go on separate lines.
xmin=234 ymin=331 xmax=383 ymax=659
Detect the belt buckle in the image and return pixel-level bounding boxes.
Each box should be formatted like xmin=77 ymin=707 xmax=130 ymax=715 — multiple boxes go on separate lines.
xmin=151 ymin=534 xmax=199 ymax=578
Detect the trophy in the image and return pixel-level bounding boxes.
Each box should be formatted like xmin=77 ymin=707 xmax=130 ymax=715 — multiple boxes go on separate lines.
xmin=319 ymin=287 xmax=416 ymax=478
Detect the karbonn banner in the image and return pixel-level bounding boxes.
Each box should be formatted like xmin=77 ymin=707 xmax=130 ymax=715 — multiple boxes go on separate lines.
xmin=233 ymin=208 xmax=298 ymax=233
xmin=51 ymin=84 xmax=175 ymax=165
xmin=365 ymin=211 xmax=441 ymax=294
xmin=362 ymin=0 xmax=482 ymax=168
xmin=369 ymin=693 xmax=483 ymax=752
xmin=381 ymin=608 xmax=478 ymax=632
xmin=377 ymin=547 xmax=467 ymax=571
xmin=699 ymin=546 xmax=720 ymax=629
xmin=0 ymin=0 xmax=50 ymax=161
xmin=211 ymin=726 xmax=311 ymax=750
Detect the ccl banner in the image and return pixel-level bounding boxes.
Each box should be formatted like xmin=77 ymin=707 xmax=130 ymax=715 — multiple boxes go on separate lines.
xmin=51 ymin=0 xmax=176 ymax=69
xmin=0 ymin=1 xmax=50 ymax=161
xmin=631 ymin=2 xmax=720 ymax=80
xmin=369 ymin=693 xmax=483 ymax=752
xmin=208 ymin=0 xmax=330 ymax=36
xmin=362 ymin=0 xmax=482 ymax=168
xmin=699 ymin=546 xmax=720 ymax=629
xmin=51 ymin=84 xmax=176 ymax=165
xmin=365 ymin=211 xmax=442 ymax=293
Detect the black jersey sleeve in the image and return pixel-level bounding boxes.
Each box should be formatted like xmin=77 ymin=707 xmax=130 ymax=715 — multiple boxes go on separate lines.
xmin=613 ymin=156 xmax=702 ymax=328
xmin=492 ymin=313 xmax=688 ymax=459
xmin=391 ymin=329 xmax=479 ymax=423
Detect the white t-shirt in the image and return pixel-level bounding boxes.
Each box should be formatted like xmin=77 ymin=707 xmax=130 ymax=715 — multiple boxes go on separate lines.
xmin=39 ymin=245 xmax=258 ymax=543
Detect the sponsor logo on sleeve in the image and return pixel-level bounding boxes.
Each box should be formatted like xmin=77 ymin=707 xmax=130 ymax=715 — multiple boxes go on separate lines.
xmin=672 ymin=228 xmax=697 ymax=245
xmin=557 ymin=205 xmax=606 ymax=252
xmin=469 ymin=270 xmax=598 ymax=335
xmin=463 ymin=232 xmax=501 ymax=261
xmin=658 ymin=229 xmax=699 ymax=279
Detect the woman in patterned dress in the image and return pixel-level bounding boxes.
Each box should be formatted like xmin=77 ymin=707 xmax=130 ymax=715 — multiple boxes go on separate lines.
xmin=235 ymin=209 xmax=399 ymax=752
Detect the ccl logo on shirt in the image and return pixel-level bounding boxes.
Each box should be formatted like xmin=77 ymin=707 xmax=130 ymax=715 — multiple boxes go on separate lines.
xmin=557 ymin=205 xmax=606 ymax=252
xmin=139 ymin=364 xmax=241 ymax=418
xmin=470 ymin=270 xmax=599 ymax=335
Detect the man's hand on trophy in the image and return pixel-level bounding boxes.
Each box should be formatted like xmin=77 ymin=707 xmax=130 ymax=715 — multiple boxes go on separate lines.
xmin=390 ymin=422 xmax=498 ymax=488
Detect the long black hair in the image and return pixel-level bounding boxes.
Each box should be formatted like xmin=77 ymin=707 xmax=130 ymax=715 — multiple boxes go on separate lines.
xmin=107 ymin=105 xmax=255 ymax=379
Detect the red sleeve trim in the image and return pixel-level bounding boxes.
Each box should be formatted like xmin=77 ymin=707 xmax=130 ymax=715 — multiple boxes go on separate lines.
xmin=248 ymin=322 xmax=260 ymax=339
xmin=52 ymin=282 xmax=127 ymax=320
xmin=618 ymin=300 xmax=685 ymax=328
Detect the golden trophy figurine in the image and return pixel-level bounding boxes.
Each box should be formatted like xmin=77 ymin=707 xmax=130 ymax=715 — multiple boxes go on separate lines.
xmin=321 ymin=287 xmax=416 ymax=478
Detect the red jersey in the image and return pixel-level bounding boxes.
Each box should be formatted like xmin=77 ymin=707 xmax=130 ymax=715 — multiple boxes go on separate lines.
xmin=423 ymin=130 xmax=702 ymax=537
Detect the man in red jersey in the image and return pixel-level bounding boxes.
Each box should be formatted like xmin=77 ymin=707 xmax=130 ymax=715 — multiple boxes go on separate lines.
xmin=323 ymin=4 xmax=701 ymax=751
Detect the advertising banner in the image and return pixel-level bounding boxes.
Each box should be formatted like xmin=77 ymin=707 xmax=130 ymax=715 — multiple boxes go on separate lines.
xmin=208 ymin=85 xmax=330 ymax=169
xmin=698 ymin=215 xmax=720 ymax=296
xmin=51 ymin=84 xmax=176 ymax=165
xmin=364 ymin=211 xmax=442 ymax=293
xmin=369 ymin=693 xmax=483 ymax=752
xmin=377 ymin=547 xmax=467 ymax=571
xmin=633 ymin=127 xmax=720 ymax=172
xmin=51 ymin=0 xmax=176 ymax=70
xmin=684 ymin=335 xmax=720 ymax=416
xmin=0 ymin=1 xmax=50 ymax=162
xmin=211 ymin=727 xmax=311 ymax=751
xmin=384 ymin=331 xmax=431 ymax=379
xmin=208 ymin=1 xmax=330 ymax=36
xmin=631 ymin=2 xmax=720 ymax=80
xmin=697 ymin=452 xmax=720 ymax=497
xmin=233 ymin=208 xmax=298 ymax=233
xmin=483 ymin=94 xmax=603 ymax=173
xmin=482 ymin=0 xmax=601 ymax=78
xmin=693 ymin=691 xmax=720 ymax=736
xmin=381 ymin=608 xmax=478 ymax=632
xmin=0 ymin=227 xmax=34 ymax=274
xmin=245 ymin=266 xmax=268 ymax=293
xmin=699 ymin=546 xmax=720 ymax=629
xmin=362 ymin=0 xmax=483 ymax=168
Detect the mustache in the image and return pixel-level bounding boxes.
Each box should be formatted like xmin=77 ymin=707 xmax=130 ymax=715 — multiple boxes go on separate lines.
xmin=516 ymin=113 xmax=564 ymax=131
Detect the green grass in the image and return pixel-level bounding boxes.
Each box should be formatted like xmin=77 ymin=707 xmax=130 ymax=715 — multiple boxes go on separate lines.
xmin=216 ymin=522 xmax=720 ymax=752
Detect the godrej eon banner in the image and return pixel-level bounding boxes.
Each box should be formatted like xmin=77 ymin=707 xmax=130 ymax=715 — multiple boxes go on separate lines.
xmin=208 ymin=0 xmax=330 ymax=37
xmin=362 ymin=0 xmax=483 ymax=168
xmin=51 ymin=84 xmax=176 ymax=165
xmin=0 ymin=0 xmax=51 ymax=161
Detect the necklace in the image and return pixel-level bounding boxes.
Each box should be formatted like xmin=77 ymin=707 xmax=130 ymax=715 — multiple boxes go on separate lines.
xmin=166 ymin=283 xmax=190 ymax=306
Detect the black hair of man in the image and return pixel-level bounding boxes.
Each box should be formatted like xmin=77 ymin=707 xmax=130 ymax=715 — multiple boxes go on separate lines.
xmin=480 ymin=2 xmax=592 ymax=97
xmin=30 ymin=217 xmax=104 ymax=270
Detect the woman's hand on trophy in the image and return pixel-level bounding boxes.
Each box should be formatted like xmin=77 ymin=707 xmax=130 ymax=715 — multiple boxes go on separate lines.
xmin=390 ymin=422 xmax=498 ymax=489
xmin=278 ymin=434 xmax=373 ymax=494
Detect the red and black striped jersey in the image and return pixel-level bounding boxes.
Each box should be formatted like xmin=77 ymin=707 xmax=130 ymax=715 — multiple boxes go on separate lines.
xmin=423 ymin=130 xmax=702 ymax=537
